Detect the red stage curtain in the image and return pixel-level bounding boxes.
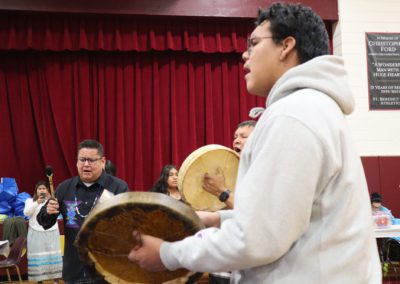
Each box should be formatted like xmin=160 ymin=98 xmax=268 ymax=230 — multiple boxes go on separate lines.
xmin=0 ymin=12 xmax=334 ymax=194
xmin=0 ymin=12 xmax=251 ymax=53
xmin=0 ymin=50 xmax=264 ymax=193
xmin=0 ymin=12 xmax=266 ymax=194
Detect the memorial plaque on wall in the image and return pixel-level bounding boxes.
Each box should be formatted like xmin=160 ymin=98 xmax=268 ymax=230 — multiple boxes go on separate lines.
xmin=366 ymin=33 xmax=400 ymax=110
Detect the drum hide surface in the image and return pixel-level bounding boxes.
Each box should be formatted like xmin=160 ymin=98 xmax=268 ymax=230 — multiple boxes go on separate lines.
xmin=76 ymin=192 xmax=204 ymax=284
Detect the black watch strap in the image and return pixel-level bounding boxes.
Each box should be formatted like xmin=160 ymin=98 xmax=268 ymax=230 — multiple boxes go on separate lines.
xmin=219 ymin=189 xmax=231 ymax=202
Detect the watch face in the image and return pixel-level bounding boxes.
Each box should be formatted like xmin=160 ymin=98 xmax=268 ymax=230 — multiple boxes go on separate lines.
xmin=219 ymin=190 xmax=230 ymax=202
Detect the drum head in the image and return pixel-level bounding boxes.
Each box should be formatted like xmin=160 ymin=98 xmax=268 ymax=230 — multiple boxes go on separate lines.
xmin=178 ymin=144 xmax=240 ymax=211
xmin=76 ymin=191 xmax=204 ymax=284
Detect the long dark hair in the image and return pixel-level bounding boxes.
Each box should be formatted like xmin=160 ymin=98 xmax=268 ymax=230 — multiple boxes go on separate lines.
xmin=150 ymin=165 xmax=177 ymax=194
xmin=33 ymin=180 xmax=49 ymax=201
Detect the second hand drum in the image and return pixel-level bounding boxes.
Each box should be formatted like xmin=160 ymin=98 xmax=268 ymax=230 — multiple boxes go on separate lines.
xmin=178 ymin=144 xmax=240 ymax=211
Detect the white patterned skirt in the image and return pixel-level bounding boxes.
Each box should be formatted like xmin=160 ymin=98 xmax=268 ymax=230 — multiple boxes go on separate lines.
xmin=27 ymin=228 xmax=63 ymax=281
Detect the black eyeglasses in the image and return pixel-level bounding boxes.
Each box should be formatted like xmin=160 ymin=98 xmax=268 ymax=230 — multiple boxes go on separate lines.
xmin=246 ymin=36 xmax=278 ymax=55
xmin=78 ymin=157 xmax=102 ymax=165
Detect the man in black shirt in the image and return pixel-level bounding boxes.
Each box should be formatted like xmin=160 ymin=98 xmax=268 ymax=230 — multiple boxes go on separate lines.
xmin=37 ymin=139 xmax=129 ymax=283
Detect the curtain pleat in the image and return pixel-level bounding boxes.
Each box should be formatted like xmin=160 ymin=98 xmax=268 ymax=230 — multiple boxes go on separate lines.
xmin=0 ymin=13 xmax=251 ymax=52
xmin=0 ymin=50 xmax=264 ymax=193
xmin=0 ymin=11 xmax=268 ymax=194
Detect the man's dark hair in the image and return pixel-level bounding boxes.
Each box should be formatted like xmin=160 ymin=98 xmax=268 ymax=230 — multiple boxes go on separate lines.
xmin=238 ymin=120 xmax=256 ymax=128
xmin=77 ymin=139 xmax=104 ymax=157
xmin=256 ymin=2 xmax=329 ymax=63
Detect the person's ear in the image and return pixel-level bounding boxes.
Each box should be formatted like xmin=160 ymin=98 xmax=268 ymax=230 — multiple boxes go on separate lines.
xmin=279 ymin=36 xmax=297 ymax=61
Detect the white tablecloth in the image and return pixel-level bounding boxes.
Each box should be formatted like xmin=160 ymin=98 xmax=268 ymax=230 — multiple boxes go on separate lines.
xmin=375 ymin=224 xmax=400 ymax=238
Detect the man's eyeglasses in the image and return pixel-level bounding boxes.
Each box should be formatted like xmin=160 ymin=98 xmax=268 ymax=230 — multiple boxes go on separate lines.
xmin=246 ymin=36 xmax=278 ymax=55
xmin=78 ymin=157 xmax=102 ymax=165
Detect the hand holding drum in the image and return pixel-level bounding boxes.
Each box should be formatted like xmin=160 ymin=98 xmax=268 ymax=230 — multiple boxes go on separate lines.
xmin=177 ymin=144 xmax=239 ymax=211
xmin=46 ymin=199 xmax=60 ymax=215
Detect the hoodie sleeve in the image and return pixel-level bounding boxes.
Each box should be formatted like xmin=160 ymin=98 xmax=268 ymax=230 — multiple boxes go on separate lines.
xmin=219 ymin=209 xmax=233 ymax=223
xmin=160 ymin=115 xmax=326 ymax=272
xmin=23 ymin=198 xmax=38 ymax=217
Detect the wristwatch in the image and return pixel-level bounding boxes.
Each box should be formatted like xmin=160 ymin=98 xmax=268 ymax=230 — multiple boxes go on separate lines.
xmin=219 ymin=189 xmax=231 ymax=202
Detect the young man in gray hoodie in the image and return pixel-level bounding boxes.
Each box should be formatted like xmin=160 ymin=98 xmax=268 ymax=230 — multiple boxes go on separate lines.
xmin=128 ymin=3 xmax=381 ymax=283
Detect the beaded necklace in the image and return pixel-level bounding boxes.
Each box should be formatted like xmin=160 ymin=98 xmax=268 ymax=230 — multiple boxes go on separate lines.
xmin=75 ymin=187 xmax=101 ymax=218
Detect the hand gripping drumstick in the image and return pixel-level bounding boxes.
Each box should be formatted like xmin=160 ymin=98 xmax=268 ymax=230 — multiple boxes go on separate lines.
xmin=45 ymin=165 xmax=55 ymax=198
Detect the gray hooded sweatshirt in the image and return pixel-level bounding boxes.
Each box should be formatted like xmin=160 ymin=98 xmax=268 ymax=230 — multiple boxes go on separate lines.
xmin=161 ymin=55 xmax=381 ymax=283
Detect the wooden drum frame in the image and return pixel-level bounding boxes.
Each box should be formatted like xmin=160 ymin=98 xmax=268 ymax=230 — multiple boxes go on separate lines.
xmin=76 ymin=192 xmax=204 ymax=284
xmin=178 ymin=144 xmax=240 ymax=211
